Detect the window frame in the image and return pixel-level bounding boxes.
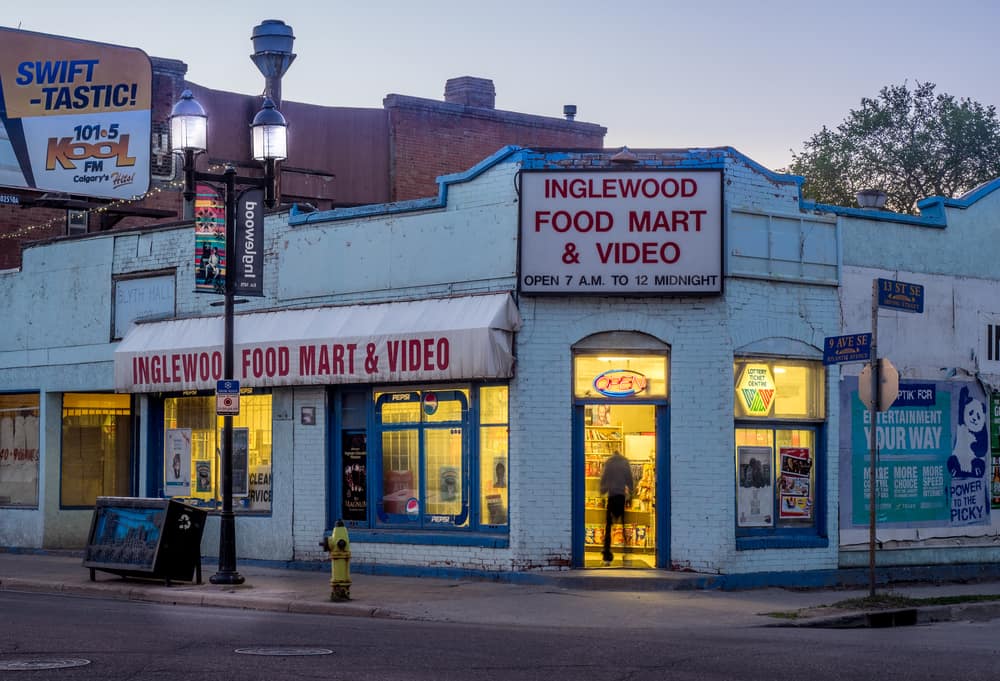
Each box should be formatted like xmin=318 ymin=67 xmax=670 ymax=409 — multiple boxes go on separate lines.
xmin=155 ymin=388 xmax=274 ymax=516
xmin=0 ymin=391 xmax=41 ymax=509
xmin=60 ymin=392 xmax=133 ymax=509
xmin=733 ymin=357 xmax=828 ymax=549
xmin=340 ymin=383 xmax=510 ymax=543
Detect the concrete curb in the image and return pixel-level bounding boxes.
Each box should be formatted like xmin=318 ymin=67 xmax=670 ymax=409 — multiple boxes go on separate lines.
xmin=0 ymin=577 xmax=407 ymax=620
xmin=768 ymin=601 xmax=1000 ymax=628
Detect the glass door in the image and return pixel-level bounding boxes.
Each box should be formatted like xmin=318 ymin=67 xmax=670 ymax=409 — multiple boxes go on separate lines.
xmin=583 ymin=403 xmax=657 ymax=568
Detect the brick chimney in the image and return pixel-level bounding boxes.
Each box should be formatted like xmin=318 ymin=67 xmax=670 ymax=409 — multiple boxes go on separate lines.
xmin=444 ymin=77 xmax=495 ymax=109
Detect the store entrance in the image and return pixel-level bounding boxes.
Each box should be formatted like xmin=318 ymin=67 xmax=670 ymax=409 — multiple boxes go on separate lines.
xmin=583 ymin=403 xmax=657 ymax=568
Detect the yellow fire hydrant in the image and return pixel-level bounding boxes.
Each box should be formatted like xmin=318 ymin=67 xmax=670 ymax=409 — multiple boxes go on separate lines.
xmin=319 ymin=519 xmax=351 ymax=601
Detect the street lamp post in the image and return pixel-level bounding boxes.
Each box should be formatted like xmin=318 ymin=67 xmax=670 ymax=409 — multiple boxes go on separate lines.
xmin=170 ymin=89 xmax=287 ymax=585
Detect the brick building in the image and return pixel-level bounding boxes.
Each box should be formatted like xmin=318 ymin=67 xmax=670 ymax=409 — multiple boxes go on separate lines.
xmin=0 ymin=28 xmax=605 ymax=269
xmin=4 ymin=143 xmax=1000 ymax=582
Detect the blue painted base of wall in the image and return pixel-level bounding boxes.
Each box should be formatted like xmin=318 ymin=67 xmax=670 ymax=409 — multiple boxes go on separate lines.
xmin=231 ymin=556 xmax=1000 ymax=592
xmin=5 ymin=546 xmax=1000 ymax=592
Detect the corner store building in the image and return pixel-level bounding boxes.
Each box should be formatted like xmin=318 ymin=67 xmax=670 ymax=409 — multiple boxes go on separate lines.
xmin=5 ymin=145 xmax=1000 ymax=578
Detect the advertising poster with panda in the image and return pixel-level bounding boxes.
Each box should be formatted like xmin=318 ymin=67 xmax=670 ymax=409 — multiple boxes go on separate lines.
xmin=840 ymin=378 xmax=990 ymax=529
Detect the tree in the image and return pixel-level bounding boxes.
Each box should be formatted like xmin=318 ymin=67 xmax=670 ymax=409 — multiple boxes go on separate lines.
xmin=788 ymin=82 xmax=1000 ymax=214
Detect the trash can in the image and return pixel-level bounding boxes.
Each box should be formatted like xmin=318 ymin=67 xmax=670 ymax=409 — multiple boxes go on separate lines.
xmin=83 ymin=497 xmax=207 ymax=586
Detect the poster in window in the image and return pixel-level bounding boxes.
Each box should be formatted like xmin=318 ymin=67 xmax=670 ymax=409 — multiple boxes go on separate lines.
xmin=342 ymin=432 xmax=367 ymax=522
xmin=232 ymin=428 xmax=250 ymax=497
xmin=164 ymin=429 xmax=192 ymax=496
xmin=195 ymin=460 xmax=212 ymax=493
xmin=486 ymin=493 xmax=506 ymax=524
xmin=737 ymin=446 xmax=773 ymax=527
xmin=0 ymin=410 xmax=40 ymax=506
xmin=439 ymin=467 xmax=459 ymax=502
xmin=779 ymin=447 xmax=813 ymax=520
xmin=493 ymin=457 xmax=507 ymax=488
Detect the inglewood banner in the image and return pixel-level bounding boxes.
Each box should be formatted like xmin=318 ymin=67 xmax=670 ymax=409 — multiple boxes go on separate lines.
xmin=0 ymin=27 xmax=152 ymax=199
xmin=518 ymin=169 xmax=723 ymax=295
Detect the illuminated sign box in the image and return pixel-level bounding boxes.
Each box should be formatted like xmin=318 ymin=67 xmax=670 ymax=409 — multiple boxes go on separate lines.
xmin=0 ymin=28 xmax=152 ymax=199
xmin=518 ymin=170 xmax=723 ymax=295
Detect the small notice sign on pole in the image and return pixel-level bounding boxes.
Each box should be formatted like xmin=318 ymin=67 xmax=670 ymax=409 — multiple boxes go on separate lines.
xmin=216 ymin=380 xmax=240 ymax=415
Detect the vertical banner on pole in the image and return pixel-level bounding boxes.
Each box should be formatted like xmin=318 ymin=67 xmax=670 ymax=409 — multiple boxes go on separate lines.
xmin=234 ymin=188 xmax=264 ymax=297
xmin=195 ymin=184 xmax=225 ymax=293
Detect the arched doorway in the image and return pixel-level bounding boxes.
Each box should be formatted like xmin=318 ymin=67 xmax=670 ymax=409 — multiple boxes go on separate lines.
xmin=572 ymin=332 xmax=669 ymax=569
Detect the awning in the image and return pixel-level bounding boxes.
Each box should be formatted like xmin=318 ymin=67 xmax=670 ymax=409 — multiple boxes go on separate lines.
xmin=114 ymin=293 xmax=522 ymax=393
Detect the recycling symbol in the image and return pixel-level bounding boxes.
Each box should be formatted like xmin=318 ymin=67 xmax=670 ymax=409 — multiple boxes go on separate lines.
xmin=178 ymin=513 xmax=191 ymax=530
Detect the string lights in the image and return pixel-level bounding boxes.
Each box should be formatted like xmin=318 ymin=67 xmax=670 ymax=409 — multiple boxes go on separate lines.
xmin=2 ymin=162 xmax=232 ymax=241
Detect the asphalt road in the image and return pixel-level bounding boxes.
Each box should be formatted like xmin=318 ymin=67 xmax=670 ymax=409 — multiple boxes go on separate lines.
xmin=3 ymin=590 xmax=1000 ymax=681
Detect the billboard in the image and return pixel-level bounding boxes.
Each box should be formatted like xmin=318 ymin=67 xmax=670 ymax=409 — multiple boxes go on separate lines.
xmin=0 ymin=27 xmax=152 ymax=199
xmin=840 ymin=377 xmax=991 ymax=530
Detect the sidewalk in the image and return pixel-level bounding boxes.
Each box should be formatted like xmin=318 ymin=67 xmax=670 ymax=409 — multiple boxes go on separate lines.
xmin=3 ymin=550 xmax=1000 ymax=630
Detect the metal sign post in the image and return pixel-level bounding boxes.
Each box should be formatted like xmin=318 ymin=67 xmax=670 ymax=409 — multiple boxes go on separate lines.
xmin=868 ymin=280 xmax=879 ymax=598
xmin=868 ymin=277 xmax=924 ymax=597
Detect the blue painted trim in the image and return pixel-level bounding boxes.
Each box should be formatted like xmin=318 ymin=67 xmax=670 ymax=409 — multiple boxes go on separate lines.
xmin=345 ymin=530 xmax=509 ymax=548
xmin=145 ymin=398 xmax=164 ymax=498
xmin=290 ymin=144 xmax=1000 ymax=233
xmin=289 ymin=145 xmax=526 ymax=226
xmin=656 ymin=405 xmax=670 ymax=568
xmin=571 ymin=405 xmax=585 ymax=566
xmin=801 ymin=200 xmax=947 ymax=227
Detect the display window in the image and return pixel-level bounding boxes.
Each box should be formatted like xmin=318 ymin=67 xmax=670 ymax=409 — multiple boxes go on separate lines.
xmin=0 ymin=393 xmax=40 ymax=507
xmin=61 ymin=393 xmax=132 ymax=508
xmin=733 ymin=358 xmax=825 ymax=542
xmin=573 ymin=354 xmax=668 ymax=400
xmin=369 ymin=385 xmax=507 ymax=532
xmin=733 ymin=358 xmax=824 ymax=419
xmin=162 ymin=392 xmax=272 ymax=513
xmin=479 ymin=386 xmax=508 ymax=526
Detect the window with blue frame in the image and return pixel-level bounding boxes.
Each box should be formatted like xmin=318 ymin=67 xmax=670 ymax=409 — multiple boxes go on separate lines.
xmin=733 ymin=358 xmax=825 ymax=543
xmin=371 ymin=385 xmax=508 ymax=532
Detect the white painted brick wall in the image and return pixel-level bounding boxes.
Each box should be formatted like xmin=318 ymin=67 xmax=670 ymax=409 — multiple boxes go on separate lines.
xmin=0 ymin=151 xmax=845 ymax=574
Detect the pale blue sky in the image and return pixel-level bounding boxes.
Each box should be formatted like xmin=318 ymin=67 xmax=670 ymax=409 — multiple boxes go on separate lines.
xmin=7 ymin=0 xmax=1000 ymax=170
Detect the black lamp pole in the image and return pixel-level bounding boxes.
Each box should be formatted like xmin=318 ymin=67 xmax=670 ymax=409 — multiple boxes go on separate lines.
xmin=174 ymin=91 xmax=285 ymax=586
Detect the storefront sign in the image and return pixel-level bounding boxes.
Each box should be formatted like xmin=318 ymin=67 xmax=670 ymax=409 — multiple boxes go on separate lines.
xmin=0 ymin=28 xmax=151 ymax=199
xmin=114 ymin=294 xmax=522 ymax=392
xmin=736 ymin=364 xmax=775 ymax=416
xmin=593 ymin=369 xmax=647 ymax=397
xmin=113 ymin=274 xmax=175 ymax=339
xmin=518 ymin=170 xmax=722 ymax=295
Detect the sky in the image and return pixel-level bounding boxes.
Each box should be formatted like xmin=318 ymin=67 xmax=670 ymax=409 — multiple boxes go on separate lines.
xmin=6 ymin=0 xmax=1000 ymax=171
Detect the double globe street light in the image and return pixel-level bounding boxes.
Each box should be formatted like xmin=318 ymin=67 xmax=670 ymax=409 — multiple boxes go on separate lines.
xmin=170 ymin=89 xmax=288 ymax=585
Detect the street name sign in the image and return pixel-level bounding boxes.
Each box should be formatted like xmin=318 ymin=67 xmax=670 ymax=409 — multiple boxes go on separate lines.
xmin=877 ymin=278 xmax=924 ymax=313
xmin=823 ymin=333 xmax=872 ymax=365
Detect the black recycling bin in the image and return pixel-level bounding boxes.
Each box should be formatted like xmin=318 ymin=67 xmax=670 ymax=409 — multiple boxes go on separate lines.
xmin=83 ymin=497 xmax=207 ymax=586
